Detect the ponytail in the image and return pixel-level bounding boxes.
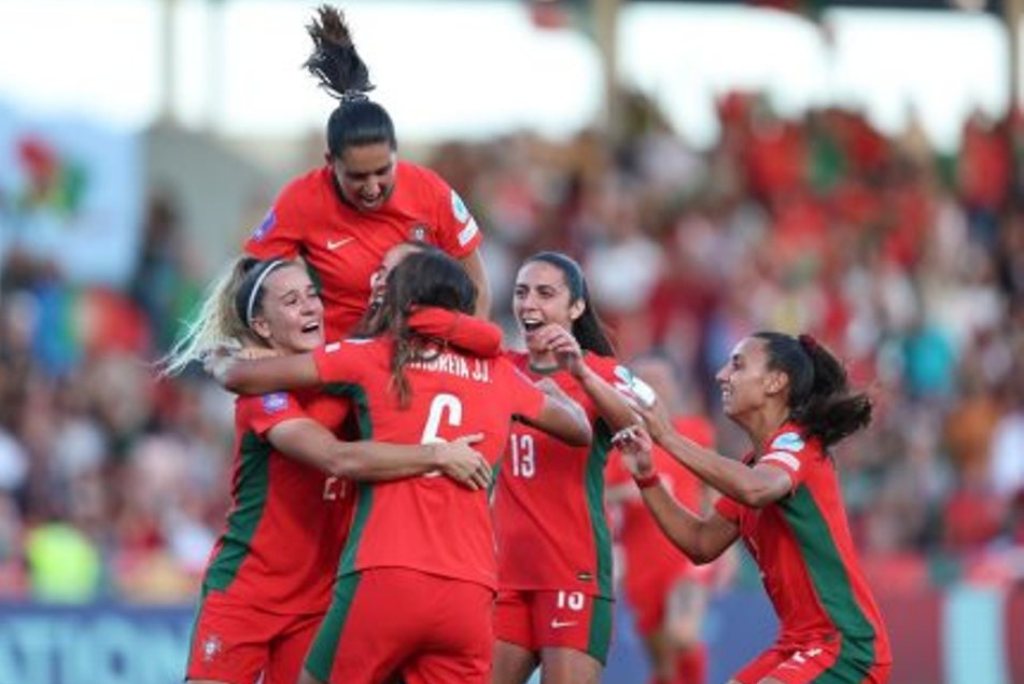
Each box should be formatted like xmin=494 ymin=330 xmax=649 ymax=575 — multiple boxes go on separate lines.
xmin=754 ymin=332 xmax=872 ymax=449
xmin=304 ymin=5 xmax=396 ymax=156
xmin=159 ymin=257 xmax=256 ymax=376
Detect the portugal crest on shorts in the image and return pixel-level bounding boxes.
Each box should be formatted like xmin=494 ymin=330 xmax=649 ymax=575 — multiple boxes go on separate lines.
xmin=202 ymin=634 xmax=223 ymax=663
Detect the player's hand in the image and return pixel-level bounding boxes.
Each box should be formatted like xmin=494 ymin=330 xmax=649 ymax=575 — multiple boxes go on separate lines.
xmin=531 ymin=324 xmax=585 ymax=378
xmin=612 ymin=424 xmax=655 ymax=478
xmin=202 ymin=345 xmax=239 ymax=386
xmin=624 ymin=392 xmax=672 ymax=444
xmin=434 ymin=433 xmax=491 ymax=491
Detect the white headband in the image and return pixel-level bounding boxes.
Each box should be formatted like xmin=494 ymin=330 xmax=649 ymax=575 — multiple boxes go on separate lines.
xmin=245 ymin=259 xmax=287 ymax=327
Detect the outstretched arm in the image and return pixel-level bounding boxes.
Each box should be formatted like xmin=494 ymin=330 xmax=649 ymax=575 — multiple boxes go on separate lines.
xmin=532 ymin=323 xmax=638 ymax=433
xmin=614 ymin=426 xmax=739 ymax=563
xmin=519 ymin=378 xmax=592 ymax=447
xmin=267 ymin=419 xmax=492 ymax=490
xmin=209 ymin=352 xmax=321 ymax=395
xmin=632 ymin=400 xmax=791 ymax=508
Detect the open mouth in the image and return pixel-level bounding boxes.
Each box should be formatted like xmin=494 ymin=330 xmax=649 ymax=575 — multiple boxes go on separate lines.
xmin=301 ymin=321 xmax=321 ymax=334
xmin=521 ymin=319 xmax=544 ymax=333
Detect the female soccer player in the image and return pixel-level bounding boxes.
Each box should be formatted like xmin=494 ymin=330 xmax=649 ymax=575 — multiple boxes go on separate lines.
xmin=615 ymin=332 xmax=892 ymax=684
xmin=165 ymin=257 xmax=492 ymax=684
xmin=244 ymin=6 xmax=490 ymax=338
xmin=492 ymin=251 xmax=641 ymax=684
xmin=212 ymin=249 xmax=593 ymax=684
xmin=605 ymin=357 xmax=719 ymax=684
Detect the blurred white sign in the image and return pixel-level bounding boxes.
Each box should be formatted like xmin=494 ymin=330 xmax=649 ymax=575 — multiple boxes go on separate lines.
xmin=0 ymin=102 xmax=142 ymax=286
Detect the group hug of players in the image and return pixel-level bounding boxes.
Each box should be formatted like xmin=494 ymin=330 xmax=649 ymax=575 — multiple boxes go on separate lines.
xmin=163 ymin=7 xmax=892 ymax=684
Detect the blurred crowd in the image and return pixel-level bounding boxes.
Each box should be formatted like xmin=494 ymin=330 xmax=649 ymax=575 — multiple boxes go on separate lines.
xmin=2 ymin=91 xmax=1023 ymax=603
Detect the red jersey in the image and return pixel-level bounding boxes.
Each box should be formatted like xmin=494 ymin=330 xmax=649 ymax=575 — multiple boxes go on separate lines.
xmin=714 ymin=424 xmax=891 ymax=664
xmin=608 ymin=416 xmax=714 ymax=593
xmin=244 ymin=162 xmax=483 ymax=338
xmin=494 ymin=352 xmax=621 ymax=599
xmin=202 ymin=391 xmax=353 ymax=614
xmin=312 ymin=337 xmax=547 ymax=590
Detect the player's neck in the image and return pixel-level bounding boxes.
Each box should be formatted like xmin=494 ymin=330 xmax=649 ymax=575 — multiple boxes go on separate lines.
xmin=742 ymin=405 xmax=790 ymax=457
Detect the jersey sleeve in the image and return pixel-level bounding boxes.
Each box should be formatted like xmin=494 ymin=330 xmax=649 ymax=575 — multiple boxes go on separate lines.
xmin=237 ymin=392 xmax=308 ymax=437
xmin=498 ymin=358 xmax=547 ymax=423
xmin=422 ymin=167 xmax=482 ymax=259
xmin=758 ymin=430 xmax=815 ymax=491
xmin=602 ymin=359 xmax=658 ymax=408
xmin=242 ymin=185 xmax=305 ymax=260
xmin=311 ymin=339 xmax=374 ymax=385
xmin=713 ymin=495 xmax=744 ymax=524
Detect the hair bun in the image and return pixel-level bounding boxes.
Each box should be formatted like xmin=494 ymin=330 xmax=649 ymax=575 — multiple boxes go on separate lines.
xmin=797 ymin=334 xmax=819 ymax=352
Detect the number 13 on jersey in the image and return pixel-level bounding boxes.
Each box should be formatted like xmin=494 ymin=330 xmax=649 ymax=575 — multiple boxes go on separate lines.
xmin=509 ymin=433 xmax=535 ymax=478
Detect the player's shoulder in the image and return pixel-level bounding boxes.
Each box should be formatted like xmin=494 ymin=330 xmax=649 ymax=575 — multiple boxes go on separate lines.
xmin=766 ymin=425 xmax=821 ymax=460
xmin=584 ymin=352 xmax=620 ymax=376
xmin=276 ymin=167 xmax=331 ymax=210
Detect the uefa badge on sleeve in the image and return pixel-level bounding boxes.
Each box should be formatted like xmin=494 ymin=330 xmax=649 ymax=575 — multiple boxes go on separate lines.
xmin=261 ymin=392 xmax=289 ymax=414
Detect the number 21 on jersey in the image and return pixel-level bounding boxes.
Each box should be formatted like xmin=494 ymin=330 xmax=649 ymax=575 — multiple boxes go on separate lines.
xmin=509 ymin=432 xmax=535 ymax=478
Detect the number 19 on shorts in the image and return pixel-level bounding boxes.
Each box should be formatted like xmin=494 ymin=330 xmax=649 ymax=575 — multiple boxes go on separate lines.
xmin=509 ymin=433 xmax=535 ymax=478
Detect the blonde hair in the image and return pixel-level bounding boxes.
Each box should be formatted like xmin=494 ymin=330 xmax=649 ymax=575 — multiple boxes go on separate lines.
xmin=159 ymin=256 xmax=260 ymax=376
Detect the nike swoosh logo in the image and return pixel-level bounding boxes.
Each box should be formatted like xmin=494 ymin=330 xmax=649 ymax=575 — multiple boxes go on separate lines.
xmin=327 ymin=237 xmax=355 ymax=250
xmin=550 ymin=619 xmax=578 ymax=629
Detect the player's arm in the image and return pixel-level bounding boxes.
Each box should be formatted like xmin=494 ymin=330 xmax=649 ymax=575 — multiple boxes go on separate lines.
xmin=656 ymin=431 xmax=792 ymax=508
xmin=531 ymin=324 xmax=637 ymax=432
xmin=614 ymin=426 xmax=738 ymax=563
xmin=640 ymin=486 xmax=739 ymax=565
xmin=631 ymin=395 xmax=791 ymax=508
xmin=213 ymin=353 xmax=320 ymax=395
xmin=266 ymin=418 xmax=492 ymax=489
xmin=517 ymin=377 xmax=591 ymax=446
xmin=243 ymin=190 xmax=304 ymax=259
xmin=460 ymin=250 xmax=491 ymax=319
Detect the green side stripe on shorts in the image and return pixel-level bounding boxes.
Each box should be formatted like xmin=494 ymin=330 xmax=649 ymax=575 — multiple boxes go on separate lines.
xmin=585 ymin=420 xmax=614 ymax=598
xmin=203 ymin=431 xmax=271 ymax=591
xmin=780 ymin=486 xmax=876 ymax=683
xmin=184 ymin=586 xmax=209 ymax=672
xmin=305 ymin=573 xmax=362 ymax=682
xmin=586 ymin=597 xmax=614 ymax=665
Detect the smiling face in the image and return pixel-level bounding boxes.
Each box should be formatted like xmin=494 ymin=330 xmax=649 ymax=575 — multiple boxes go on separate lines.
xmin=329 ymin=142 xmax=397 ymax=212
xmin=513 ymin=260 xmax=584 ymax=351
xmin=249 ymin=265 xmax=324 ymax=353
xmin=715 ymin=336 xmax=788 ymax=421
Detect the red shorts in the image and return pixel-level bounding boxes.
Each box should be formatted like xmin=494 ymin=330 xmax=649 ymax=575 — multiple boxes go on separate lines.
xmin=186 ymin=589 xmax=323 ymax=684
xmin=733 ymin=640 xmax=891 ymax=684
xmin=494 ymin=589 xmax=613 ymax=664
xmin=305 ymin=567 xmax=493 ymax=684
